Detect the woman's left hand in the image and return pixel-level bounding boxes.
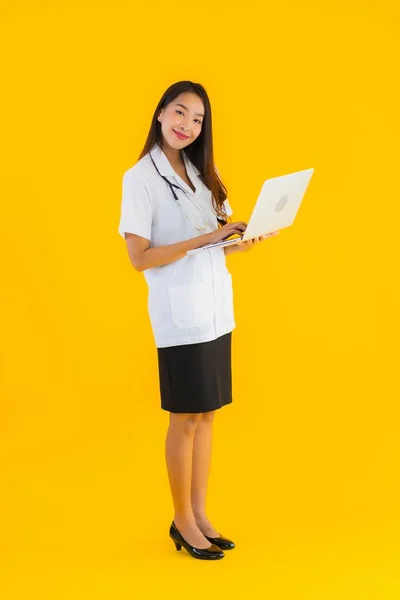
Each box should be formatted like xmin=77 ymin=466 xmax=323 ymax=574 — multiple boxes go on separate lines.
xmin=236 ymin=230 xmax=280 ymax=252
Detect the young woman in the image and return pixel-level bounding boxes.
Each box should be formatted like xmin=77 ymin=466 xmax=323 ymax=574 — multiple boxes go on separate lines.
xmin=118 ymin=81 xmax=278 ymax=560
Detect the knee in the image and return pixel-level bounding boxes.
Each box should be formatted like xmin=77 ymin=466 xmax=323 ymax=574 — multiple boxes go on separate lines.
xmin=201 ymin=410 xmax=216 ymax=424
xmin=169 ymin=412 xmax=203 ymax=434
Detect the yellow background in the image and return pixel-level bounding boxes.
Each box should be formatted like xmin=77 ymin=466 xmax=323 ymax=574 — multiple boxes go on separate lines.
xmin=1 ymin=0 xmax=399 ymax=597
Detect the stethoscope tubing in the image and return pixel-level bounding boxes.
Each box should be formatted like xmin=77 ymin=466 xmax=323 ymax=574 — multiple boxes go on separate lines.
xmin=150 ymin=153 xmax=188 ymax=201
xmin=149 ymin=151 xmax=227 ymax=228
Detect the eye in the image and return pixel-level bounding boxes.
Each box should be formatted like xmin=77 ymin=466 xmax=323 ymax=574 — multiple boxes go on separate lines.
xmin=176 ymin=110 xmax=202 ymax=125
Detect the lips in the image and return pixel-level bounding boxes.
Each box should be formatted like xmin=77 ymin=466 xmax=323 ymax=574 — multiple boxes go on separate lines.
xmin=173 ymin=129 xmax=189 ymax=140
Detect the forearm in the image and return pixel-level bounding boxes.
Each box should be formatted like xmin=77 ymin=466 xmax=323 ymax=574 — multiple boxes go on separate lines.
xmin=224 ymin=243 xmax=243 ymax=257
xmin=138 ymin=233 xmax=211 ymax=271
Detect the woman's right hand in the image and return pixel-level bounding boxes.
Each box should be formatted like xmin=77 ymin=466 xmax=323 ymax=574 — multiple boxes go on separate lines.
xmin=205 ymin=221 xmax=248 ymax=245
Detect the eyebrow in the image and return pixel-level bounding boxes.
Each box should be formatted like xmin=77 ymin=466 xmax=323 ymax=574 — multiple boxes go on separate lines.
xmin=175 ymin=103 xmax=204 ymax=118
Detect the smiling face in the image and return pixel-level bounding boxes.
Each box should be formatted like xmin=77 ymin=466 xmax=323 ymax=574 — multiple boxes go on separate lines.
xmin=157 ymin=92 xmax=205 ymax=151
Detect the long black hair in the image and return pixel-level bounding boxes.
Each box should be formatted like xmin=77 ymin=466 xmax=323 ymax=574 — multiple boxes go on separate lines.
xmin=138 ymin=80 xmax=230 ymax=225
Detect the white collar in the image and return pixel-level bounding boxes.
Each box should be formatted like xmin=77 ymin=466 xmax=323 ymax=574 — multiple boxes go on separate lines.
xmin=149 ymin=143 xmax=201 ymax=178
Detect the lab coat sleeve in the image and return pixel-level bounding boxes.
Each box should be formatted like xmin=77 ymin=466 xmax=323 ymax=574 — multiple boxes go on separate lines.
xmin=118 ymin=170 xmax=153 ymax=240
xmin=215 ymin=164 xmax=233 ymax=218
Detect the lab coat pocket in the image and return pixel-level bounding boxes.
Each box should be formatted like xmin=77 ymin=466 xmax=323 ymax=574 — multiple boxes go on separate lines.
xmin=168 ymin=281 xmax=214 ymax=329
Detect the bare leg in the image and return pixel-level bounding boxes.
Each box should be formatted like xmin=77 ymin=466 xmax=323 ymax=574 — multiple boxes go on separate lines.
xmin=165 ymin=412 xmax=212 ymax=548
xmin=191 ymin=410 xmax=220 ymax=538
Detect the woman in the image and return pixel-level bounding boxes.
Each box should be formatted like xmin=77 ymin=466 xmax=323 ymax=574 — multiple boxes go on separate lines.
xmin=118 ymin=80 xmax=278 ymax=560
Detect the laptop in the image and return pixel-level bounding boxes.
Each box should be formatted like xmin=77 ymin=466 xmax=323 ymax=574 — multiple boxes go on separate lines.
xmin=187 ymin=167 xmax=314 ymax=255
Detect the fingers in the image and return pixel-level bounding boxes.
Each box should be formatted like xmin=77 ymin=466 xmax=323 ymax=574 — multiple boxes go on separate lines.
xmin=230 ymin=221 xmax=247 ymax=231
xmin=223 ymin=229 xmax=244 ymax=240
xmin=261 ymin=231 xmax=279 ymax=240
xmin=226 ymin=229 xmax=243 ymax=238
xmin=229 ymin=229 xmax=279 ymax=247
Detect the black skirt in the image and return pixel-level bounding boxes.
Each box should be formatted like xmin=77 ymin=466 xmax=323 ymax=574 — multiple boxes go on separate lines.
xmin=157 ymin=332 xmax=233 ymax=414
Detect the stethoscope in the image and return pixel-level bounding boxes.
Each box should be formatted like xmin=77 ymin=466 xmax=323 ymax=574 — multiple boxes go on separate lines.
xmin=149 ymin=150 xmax=211 ymax=232
xmin=149 ymin=149 xmax=228 ymax=231
xmin=149 ymin=151 xmax=193 ymax=201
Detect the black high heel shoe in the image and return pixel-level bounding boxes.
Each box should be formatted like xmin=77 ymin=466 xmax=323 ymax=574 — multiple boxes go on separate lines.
xmin=204 ymin=533 xmax=235 ymax=550
xmin=169 ymin=521 xmax=225 ymax=560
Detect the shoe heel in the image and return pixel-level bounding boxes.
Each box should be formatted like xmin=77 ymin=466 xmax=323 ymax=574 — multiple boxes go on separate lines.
xmin=172 ymin=539 xmax=182 ymax=551
xmin=169 ymin=521 xmax=224 ymax=560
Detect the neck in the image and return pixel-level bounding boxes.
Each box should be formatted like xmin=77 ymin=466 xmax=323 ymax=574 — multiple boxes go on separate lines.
xmin=160 ymin=141 xmax=184 ymax=169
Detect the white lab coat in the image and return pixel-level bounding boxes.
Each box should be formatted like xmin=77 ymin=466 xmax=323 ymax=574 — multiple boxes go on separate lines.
xmin=118 ymin=142 xmax=235 ymax=348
